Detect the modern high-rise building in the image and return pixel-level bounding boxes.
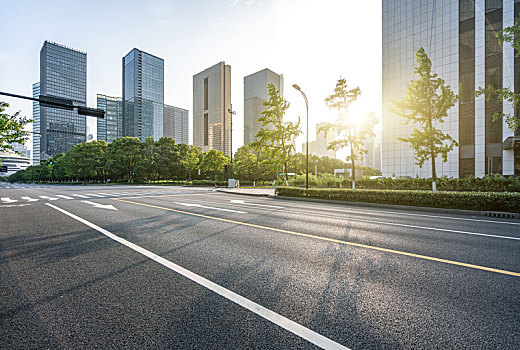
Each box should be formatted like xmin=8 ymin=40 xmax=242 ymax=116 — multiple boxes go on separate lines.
xmin=243 ymin=68 xmax=284 ymax=145
xmin=302 ymin=122 xmax=336 ymax=158
xmin=122 ymin=48 xmax=164 ymax=141
xmin=97 ymin=94 xmax=122 ymax=143
xmin=163 ymin=104 xmax=189 ymax=144
xmin=382 ymin=0 xmax=520 ymax=178
xmin=193 ymin=62 xmax=231 ymax=155
xmin=37 ymin=41 xmax=87 ymax=162
xmin=32 ymin=82 xmax=40 ymax=165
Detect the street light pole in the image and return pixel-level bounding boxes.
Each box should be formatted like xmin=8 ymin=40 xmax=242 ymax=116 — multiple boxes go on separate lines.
xmin=227 ymin=105 xmax=236 ymax=163
xmin=292 ymin=84 xmax=309 ymax=190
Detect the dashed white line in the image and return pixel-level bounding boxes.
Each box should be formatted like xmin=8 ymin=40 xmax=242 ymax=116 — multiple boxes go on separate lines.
xmin=72 ymin=194 xmax=90 ymax=198
xmin=45 ymin=203 xmax=349 ymax=350
xmin=1 ymin=197 xmax=17 ymax=203
xmin=21 ymin=196 xmax=38 ymax=202
xmin=39 ymin=195 xmax=58 ymax=201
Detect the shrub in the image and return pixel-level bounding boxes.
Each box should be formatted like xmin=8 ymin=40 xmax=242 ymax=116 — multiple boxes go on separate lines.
xmin=275 ymin=187 xmax=520 ymax=213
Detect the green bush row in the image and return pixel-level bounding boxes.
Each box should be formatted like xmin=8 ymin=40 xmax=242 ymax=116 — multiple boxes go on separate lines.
xmin=275 ymin=187 xmax=520 ymax=213
xmin=287 ymin=174 xmax=520 ymax=192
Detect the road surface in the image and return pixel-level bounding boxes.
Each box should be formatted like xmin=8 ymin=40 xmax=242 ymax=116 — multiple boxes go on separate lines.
xmin=1 ymin=183 xmax=519 ymax=349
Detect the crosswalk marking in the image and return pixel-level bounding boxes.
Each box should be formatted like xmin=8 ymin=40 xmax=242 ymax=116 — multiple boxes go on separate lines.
xmin=39 ymin=196 xmax=58 ymax=201
xmin=72 ymin=194 xmax=89 ymax=198
xmin=56 ymin=195 xmax=74 ymax=199
xmin=1 ymin=197 xmax=17 ymax=203
xmin=21 ymin=196 xmax=38 ymax=202
xmin=85 ymin=193 xmax=105 ymax=197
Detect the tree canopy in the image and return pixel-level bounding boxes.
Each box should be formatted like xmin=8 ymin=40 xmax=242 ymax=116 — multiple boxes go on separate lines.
xmin=0 ymin=101 xmax=32 ymax=153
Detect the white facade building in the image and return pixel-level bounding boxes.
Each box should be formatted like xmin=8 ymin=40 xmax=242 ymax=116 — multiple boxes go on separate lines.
xmin=193 ymin=62 xmax=231 ymax=155
xmin=382 ymin=0 xmax=520 ymax=178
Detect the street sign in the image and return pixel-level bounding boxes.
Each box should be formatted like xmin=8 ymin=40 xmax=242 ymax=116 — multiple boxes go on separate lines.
xmin=0 ymin=165 xmax=7 ymax=172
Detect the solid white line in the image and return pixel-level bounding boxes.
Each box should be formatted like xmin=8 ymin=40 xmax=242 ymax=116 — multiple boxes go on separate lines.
xmin=56 ymin=195 xmax=74 ymax=200
xmin=45 ymin=203 xmax=349 ymax=350
xmin=181 ymin=198 xmax=520 ymax=241
xmin=174 ymin=202 xmax=247 ymax=214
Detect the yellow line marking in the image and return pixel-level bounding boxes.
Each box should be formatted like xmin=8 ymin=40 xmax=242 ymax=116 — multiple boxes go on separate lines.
xmin=113 ymin=198 xmax=520 ymax=277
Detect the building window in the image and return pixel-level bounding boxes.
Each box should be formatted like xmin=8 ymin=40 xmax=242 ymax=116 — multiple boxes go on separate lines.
xmin=204 ymin=113 xmax=209 ymax=146
xmin=204 ymin=78 xmax=209 ymax=111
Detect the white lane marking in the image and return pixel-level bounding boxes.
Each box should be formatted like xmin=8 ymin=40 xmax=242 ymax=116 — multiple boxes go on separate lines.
xmin=72 ymin=194 xmax=90 ymax=198
xmin=230 ymin=199 xmax=284 ymax=209
xmin=0 ymin=204 xmax=31 ymax=208
xmin=1 ymin=197 xmax=17 ymax=203
xmin=174 ymin=202 xmax=247 ymax=214
xmin=270 ymin=198 xmax=520 ymax=226
xmin=21 ymin=196 xmax=39 ymax=202
xmin=85 ymin=193 xmax=105 ymax=197
xmin=39 ymin=195 xmax=58 ymax=201
xmin=186 ymin=198 xmax=520 ymax=241
xmin=56 ymin=195 xmax=74 ymax=200
xmin=45 ymin=203 xmax=349 ymax=350
xmin=80 ymin=200 xmax=118 ymax=211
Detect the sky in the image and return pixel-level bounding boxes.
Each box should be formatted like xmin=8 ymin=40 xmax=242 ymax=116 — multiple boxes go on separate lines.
xmin=0 ymin=0 xmax=382 ymax=156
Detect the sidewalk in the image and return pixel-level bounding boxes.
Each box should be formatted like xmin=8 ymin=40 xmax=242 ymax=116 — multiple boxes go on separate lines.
xmin=217 ymin=187 xmax=275 ymax=197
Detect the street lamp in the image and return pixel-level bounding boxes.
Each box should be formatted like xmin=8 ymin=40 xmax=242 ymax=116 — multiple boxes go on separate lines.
xmin=292 ymin=84 xmax=309 ymax=190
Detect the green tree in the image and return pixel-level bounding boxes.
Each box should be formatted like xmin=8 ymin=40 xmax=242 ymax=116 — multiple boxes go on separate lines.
xmin=233 ymin=145 xmax=258 ymax=182
xmin=0 ymin=102 xmax=32 ymax=153
xmin=106 ymin=137 xmax=143 ymax=182
xmin=69 ymin=141 xmax=108 ymax=181
xmin=475 ymin=23 xmax=520 ymax=132
xmin=321 ymin=78 xmax=375 ymax=189
xmin=200 ymin=149 xmax=229 ymax=184
xmin=252 ymin=83 xmax=301 ymax=185
xmin=140 ymin=137 xmax=158 ymax=182
xmin=50 ymin=153 xmax=73 ymax=181
xmin=155 ymin=137 xmax=180 ymax=180
xmin=392 ymin=47 xmax=458 ymax=192
xmin=178 ymin=144 xmax=201 ymax=180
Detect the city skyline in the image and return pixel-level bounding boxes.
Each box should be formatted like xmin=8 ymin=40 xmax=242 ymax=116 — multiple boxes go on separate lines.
xmin=0 ymin=0 xmax=382 ymax=156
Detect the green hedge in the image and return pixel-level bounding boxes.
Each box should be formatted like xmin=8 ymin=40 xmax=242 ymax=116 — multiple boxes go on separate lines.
xmin=276 ymin=187 xmax=520 ymax=213
xmin=287 ymin=174 xmax=520 ymax=192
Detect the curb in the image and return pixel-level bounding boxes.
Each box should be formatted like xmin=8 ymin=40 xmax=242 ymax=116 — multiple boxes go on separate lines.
xmin=217 ymin=189 xmax=273 ymax=197
xmin=274 ymin=195 xmax=520 ymax=219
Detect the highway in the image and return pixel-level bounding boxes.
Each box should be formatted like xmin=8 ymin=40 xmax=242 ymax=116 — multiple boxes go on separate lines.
xmin=1 ymin=183 xmax=519 ymax=349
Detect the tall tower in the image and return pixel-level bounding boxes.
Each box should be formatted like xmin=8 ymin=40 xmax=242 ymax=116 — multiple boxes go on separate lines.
xmin=38 ymin=41 xmax=87 ymax=162
xmin=382 ymin=0 xmax=519 ymax=178
xmin=32 ymin=82 xmax=40 ymax=165
xmin=163 ymin=104 xmax=189 ymax=144
xmin=193 ymin=62 xmax=231 ymax=155
xmin=97 ymin=94 xmax=123 ymax=143
xmin=122 ymin=48 xmax=164 ymax=141
xmin=243 ymin=68 xmax=284 ymax=145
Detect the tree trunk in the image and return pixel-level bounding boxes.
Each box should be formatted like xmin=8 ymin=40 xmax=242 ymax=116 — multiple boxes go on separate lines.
xmin=350 ymin=142 xmax=356 ymax=190
xmin=431 ymin=151 xmax=437 ymax=192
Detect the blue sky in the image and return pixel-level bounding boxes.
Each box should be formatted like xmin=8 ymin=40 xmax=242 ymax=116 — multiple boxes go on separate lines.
xmin=0 ymin=0 xmax=382 ymax=152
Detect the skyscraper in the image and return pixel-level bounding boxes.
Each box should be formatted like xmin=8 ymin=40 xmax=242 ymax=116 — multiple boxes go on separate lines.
xmin=193 ymin=62 xmax=231 ymax=155
xmin=163 ymin=104 xmax=189 ymax=144
xmin=122 ymin=48 xmax=164 ymax=141
xmin=97 ymin=94 xmax=122 ymax=143
xmin=32 ymin=82 xmax=40 ymax=165
xmin=243 ymin=68 xmax=284 ymax=145
xmin=302 ymin=122 xmax=336 ymax=158
xmin=382 ymin=0 xmax=520 ymax=178
xmin=38 ymin=41 xmax=87 ymax=162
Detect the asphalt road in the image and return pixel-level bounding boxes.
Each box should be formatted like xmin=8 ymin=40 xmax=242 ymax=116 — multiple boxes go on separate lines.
xmin=1 ymin=182 xmax=519 ymax=349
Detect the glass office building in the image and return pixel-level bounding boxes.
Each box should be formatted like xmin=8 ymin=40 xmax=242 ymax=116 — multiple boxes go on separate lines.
xmin=163 ymin=104 xmax=189 ymax=144
xmin=122 ymin=48 xmax=164 ymax=141
xmin=97 ymin=94 xmax=122 ymax=143
xmin=38 ymin=41 xmax=87 ymax=161
xmin=243 ymin=68 xmax=283 ymax=145
xmin=32 ymin=82 xmax=40 ymax=165
xmin=382 ymin=0 xmax=519 ymax=177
